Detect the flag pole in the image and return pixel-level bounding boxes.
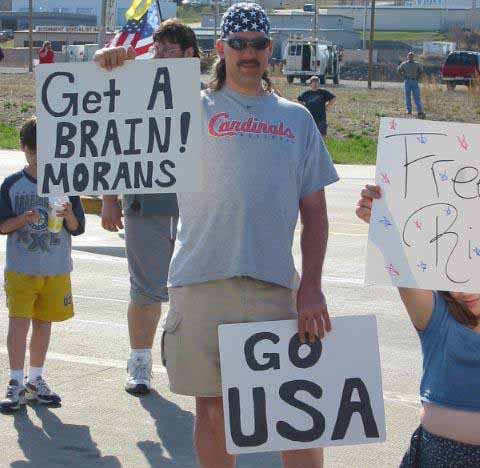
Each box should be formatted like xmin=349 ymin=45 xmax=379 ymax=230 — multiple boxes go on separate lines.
xmin=156 ymin=0 xmax=163 ymax=23
xmin=99 ymin=0 xmax=107 ymax=48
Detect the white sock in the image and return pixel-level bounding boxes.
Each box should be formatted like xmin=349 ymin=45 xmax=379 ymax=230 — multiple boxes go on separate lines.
xmin=10 ymin=369 xmax=24 ymax=385
xmin=28 ymin=367 xmax=43 ymax=384
xmin=130 ymin=349 xmax=151 ymax=360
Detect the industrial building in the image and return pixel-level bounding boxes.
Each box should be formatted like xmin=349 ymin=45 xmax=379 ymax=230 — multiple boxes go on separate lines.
xmin=13 ymin=28 xmax=114 ymax=50
xmin=196 ymin=11 xmax=361 ymax=54
xmin=7 ymin=0 xmax=176 ymax=27
xmin=325 ymin=5 xmax=480 ymax=31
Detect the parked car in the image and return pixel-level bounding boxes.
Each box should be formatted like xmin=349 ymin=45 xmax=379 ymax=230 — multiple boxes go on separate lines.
xmin=303 ymin=3 xmax=314 ymax=11
xmin=441 ymin=50 xmax=480 ymax=90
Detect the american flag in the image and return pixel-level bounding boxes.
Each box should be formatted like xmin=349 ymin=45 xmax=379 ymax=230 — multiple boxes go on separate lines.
xmin=108 ymin=4 xmax=160 ymax=57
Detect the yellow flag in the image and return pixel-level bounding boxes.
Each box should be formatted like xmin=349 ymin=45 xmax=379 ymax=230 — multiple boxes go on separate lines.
xmin=125 ymin=0 xmax=153 ymax=21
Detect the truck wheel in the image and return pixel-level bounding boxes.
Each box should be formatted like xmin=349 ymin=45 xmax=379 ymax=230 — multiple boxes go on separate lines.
xmin=446 ymin=82 xmax=456 ymax=90
xmin=300 ymin=76 xmax=307 ymax=84
xmin=333 ymin=74 xmax=339 ymax=85
xmin=287 ymin=75 xmax=293 ymax=84
xmin=319 ymin=75 xmax=326 ymax=85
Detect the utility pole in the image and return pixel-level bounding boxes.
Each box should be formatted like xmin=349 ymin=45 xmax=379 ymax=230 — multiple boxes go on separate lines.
xmin=98 ymin=0 xmax=107 ymax=48
xmin=367 ymin=0 xmax=375 ymax=89
xmin=156 ymin=0 xmax=163 ymax=22
xmin=28 ymin=0 xmax=33 ymax=72
xmin=362 ymin=0 xmax=368 ymax=49
xmin=214 ymin=0 xmax=219 ymax=45
xmin=313 ymin=0 xmax=317 ymax=72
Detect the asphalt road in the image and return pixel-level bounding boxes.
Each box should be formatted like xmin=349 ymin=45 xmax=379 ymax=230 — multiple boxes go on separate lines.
xmin=0 ymin=151 xmax=422 ymax=468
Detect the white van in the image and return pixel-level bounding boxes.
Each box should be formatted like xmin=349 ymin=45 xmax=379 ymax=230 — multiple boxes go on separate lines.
xmin=283 ymin=36 xmax=341 ymax=85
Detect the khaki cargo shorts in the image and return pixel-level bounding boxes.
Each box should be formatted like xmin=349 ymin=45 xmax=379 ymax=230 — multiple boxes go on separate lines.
xmin=161 ymin=277 xmax=297 ymax=397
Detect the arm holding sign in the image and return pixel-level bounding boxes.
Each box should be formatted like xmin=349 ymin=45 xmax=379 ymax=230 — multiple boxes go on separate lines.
xmin=102 ymin=195 xmax=124 ymax=232
xmin=93 ymin=47 xmax=131 ymax=232
xmin=93 ymin=46 xmax=136 ymax=71
xmin=356 ymin=184 xmax=433 ymax=330
xmin=297 ymin=189 xmax=331 ymax=343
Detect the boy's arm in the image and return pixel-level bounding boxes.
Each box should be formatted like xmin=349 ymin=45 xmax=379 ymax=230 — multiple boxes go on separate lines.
xmin=0 ymin=179 xmax=34 ymax=234
xmin=0 ymin=212 xmax=38 ymax=234
xmin=61 ymin=197 xmax=85 ymax=236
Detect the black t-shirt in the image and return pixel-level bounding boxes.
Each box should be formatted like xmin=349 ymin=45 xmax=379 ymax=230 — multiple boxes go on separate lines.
xmin=297 ymin=89 xmax=335 ymax=124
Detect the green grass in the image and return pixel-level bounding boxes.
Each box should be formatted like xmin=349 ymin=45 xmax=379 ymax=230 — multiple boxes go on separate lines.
xmin=177 ymin=5 xmax=213 ymax=24
xmin=360 ymin=30 xmax=448 ymax=42
xmin=326 ymin=135 xmax=376 ymax=165
xmin=0 ymin=39 xmax=14 ymax=48
xmin=0 ymin=123 xmax=19 ymax=150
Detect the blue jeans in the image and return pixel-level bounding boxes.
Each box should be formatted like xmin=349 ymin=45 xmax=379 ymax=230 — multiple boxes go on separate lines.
xmin=404 ymin=79 xmax=424 ymax=114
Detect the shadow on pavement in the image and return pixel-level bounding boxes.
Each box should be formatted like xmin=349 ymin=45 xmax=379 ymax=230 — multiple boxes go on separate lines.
xmin=137 ymin=390 xmax=281 ymax=467
xmin=72 ymin=246 xmax=126 ymax=258
xmin=138 ymin=389 xmax=196 ymax=467
xmin=10 ymin=404 xmax=121 ymax=467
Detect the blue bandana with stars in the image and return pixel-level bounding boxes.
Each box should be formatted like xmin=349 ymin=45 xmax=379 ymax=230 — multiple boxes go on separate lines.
xmin=220 ymin=2 xmax=270 ymax=39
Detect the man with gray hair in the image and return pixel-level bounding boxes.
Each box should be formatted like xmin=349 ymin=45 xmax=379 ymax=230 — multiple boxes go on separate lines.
xmin=398 ymin=51 xmax=426 ymax=119
xmin=161 ymin=3 xmax=338 ymax=466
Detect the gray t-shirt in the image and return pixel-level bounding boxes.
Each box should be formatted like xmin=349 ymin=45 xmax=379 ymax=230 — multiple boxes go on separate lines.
xmin=0 ymin=170 xmax=85 ymax=275
xmin=168 ymin=87 xmax=339 ymax=289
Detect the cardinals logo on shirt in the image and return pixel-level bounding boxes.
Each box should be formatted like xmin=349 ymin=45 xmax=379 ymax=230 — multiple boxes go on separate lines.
xmin=208 ymin=112 xmax=295 ymax=140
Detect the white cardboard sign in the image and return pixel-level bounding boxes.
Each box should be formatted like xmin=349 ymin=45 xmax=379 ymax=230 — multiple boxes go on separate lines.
xmin=366 ymin=117 xmax=480 ymax=292
xmin=35 ymin=59 xmax=202 ymax=196
xmin=218 ymin=316 xmax=386 ymax=455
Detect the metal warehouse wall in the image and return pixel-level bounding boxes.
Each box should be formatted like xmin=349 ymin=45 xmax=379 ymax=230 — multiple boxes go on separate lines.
xmin=325 ymin=7 xmax=477 ymax=31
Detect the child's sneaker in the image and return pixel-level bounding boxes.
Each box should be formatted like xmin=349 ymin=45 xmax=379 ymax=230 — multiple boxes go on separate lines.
xmin=0 ymin=379 xmax=26 ymax=412
xmin=25 ymin=376 xmax=61 ymax=405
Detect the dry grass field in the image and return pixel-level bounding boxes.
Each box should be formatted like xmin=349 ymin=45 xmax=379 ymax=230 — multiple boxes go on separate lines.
xmin=2 ymin=72 xmax=480 ymax=163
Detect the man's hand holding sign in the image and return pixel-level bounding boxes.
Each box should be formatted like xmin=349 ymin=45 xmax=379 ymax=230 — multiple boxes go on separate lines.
xmin=218 ymin=317 xmax=386 ymax=454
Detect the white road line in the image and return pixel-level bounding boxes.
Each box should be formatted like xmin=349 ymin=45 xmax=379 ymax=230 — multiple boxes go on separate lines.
xmin=69 ymin=318 xmax=128 ymax=328
xmin=74 ymin=294 xmax=128 ymax=304
xmin=294 ymin=229 xmax=367 ymax=237
xmin=323 ymin=276 xmax=364 ymax=285
xmin=0 ymin=311 xmax=128 ymax=330
xmin=0 ymin=346 xmax=167 ymax=374
xmin=331 ymin=232 xmax=367 ymax=237
xmin=383 ymin=391 xmax=421 ymax=409
xmin=0 ymin=345 xmax=421 ymax=407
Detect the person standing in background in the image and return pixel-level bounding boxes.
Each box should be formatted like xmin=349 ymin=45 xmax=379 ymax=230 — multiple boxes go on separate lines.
xmin=398 ymin=51 xmax=425 ymax=119
xmin=38 ymin=41 xmax=55 ymax=65
xmin=297 ymin=76 xmax=336 ymax=137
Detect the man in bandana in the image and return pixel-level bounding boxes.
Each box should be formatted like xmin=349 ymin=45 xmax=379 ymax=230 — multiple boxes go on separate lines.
xmin=95 ymin=5 xmax=337 ymax=465
xmin=161 ymin=4 xmax=338 ymax=466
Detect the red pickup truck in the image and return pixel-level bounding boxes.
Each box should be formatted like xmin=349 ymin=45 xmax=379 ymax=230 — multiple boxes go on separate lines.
xmin=441 ymin=51 xmax=480 ymax=90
